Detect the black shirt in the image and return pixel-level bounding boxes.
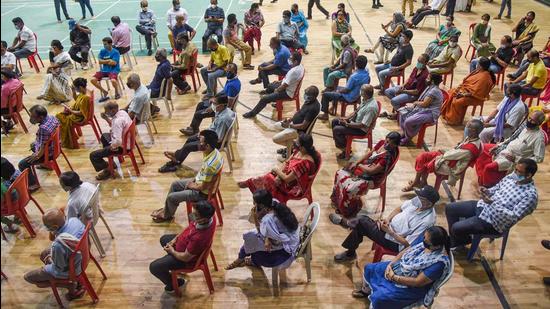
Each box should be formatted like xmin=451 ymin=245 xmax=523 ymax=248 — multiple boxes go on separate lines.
xmin=70 ymin=26 xmax=91 ymax=46
xmin=391 ymin=43 xmax=414 ymax=67
xmin=492 ymin=46 xmax=514 ymax=69
xmin=291 ymin=100 xmax=320 ymax=131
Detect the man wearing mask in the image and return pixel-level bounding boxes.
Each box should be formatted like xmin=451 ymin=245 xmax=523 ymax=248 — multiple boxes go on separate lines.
xmin=90 ymin=37 xmax=121 ymax=102
xmin=331 ymin=185 xmax=439 ymax=262
xmin=166 ymin=0 xmax=189 ymax=50
xmin=202 ymin=0 xmax=225 ymax=53
xmin=470 ymin=35 xmax=514 ymax=74
xmin=159 ymin=95 xmax=234 ymax=173
xmin=68 ymin=20 xmax=92 ymax=70
xmin=446 ymin=159 xmax=538 ymax=249
xmin=505 ymin=50 xmax=548 ymax=97
xmin=243 ymin=51 xmax=304 ymax=118
xmin=89 ymin=101 xmax=132 ymax=180
xmin=249 ymin=37 xmax=291 ymax=90
xmin=181 ymin=63 xmax=241 ymax=136
xmin=110 ymin=16 xmax=131 ymax=56
xmin=223 ymin=14 xmax=254 ymax=70
xmin=170 ymin=34 xmax=197 ymax=94
xmin=375 ymin=30 xmax=414 ymax=93
xmin=276 ymin=11 xmax=304 ymax=51
xmin=136 ymin=0 xmax=157 ymax=56
xmin=148 ymin=49 xmax=171 ymax=99
xmin=323 ymin=34 xmax=357 ymax=92
xmin=1 ymin=41 xmax=17 ymax=75
xmin=8 ymin=17 xmax=36 ymax=60
xmin=273 ymin=85 xmax=320 ymax=159
xmin=200 ymin=38 xmax=231 ymax=98
xmin=475 ymin=110 xmax=546 ymax=187
xmin=18 ymin=105 xmax=59 ymax=191
xmin=123 ymin=73 xmax=150 ymax=121
xmin=427 ymin=35 xmax=462 ymax=74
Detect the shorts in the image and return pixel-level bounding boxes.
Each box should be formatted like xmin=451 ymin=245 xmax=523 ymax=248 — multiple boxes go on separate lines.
xmin=93 ymin=71 xmax=118 ymax=81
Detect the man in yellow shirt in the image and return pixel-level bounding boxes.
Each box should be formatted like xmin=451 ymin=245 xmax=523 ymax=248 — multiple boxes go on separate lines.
xmin=200 ymin=38 xmax=230 ymax=97
xmin=506 ymin=50 xmax=548 ymax=96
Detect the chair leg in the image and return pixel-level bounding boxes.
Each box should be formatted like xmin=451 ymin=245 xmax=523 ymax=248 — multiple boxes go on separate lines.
xmin=90 ymin=254 xmax=108 ymax=280
xmin=135 ymin=143 xmax=145 ymax=164
xmin=210 ymin=251 xmax=219 ymax=271
xmin=1 ymin=228 xmax=7 ymax=241
xmin=216 ymin=190 xmax=225 ymax=210
xmin=15 ymin=112 xmax=28 ymax=133
xmin=49 ymin=282 xmax=64 ymax=307
xmin=272 ymin=268 xmax=280 ymax=296
xmin=214 ymin=200 xmax=223 ymax=226
xmin=60 ymin=150 xmax=74 ymax=171
xmin=80 ymin=273 xmax=99 ymax=303
xmin=30 ymin=196 xmax=45 ymax=214
xmin=379 ymin=183 xmax=386 ymax=213
xmin=457 ymin=173 xmax=465 ymax=200
xmin=305 ymin=245 xmax=312 ymax=282
xmin=91 ymin=121 xmax=102 ymax=142
xmin=17 ymin=210 xmax=36 ymax=238
xmin=90 ymin=227 xmax=106 ymax=258
xmin=128 ymin=152 xmax=141 ymax=176
xmin=202 ymin=266 xmax=215 ymax=294
xmin=416 ymin=127 xmax=426 ymax=149
xmin=171 ymin=272 xmax=182 ymax=297
xmin=99 ymin=213 xmax=115 ymax=239
xmin=51 ymin=160 xmax=62 ymax=177
xmin=434 ymin=175 xmax=443 ymax=192
xmin=500 ymin=232 xmax=509 ymax=260
xmin=467 ymin=236 xmax=482 ymax=261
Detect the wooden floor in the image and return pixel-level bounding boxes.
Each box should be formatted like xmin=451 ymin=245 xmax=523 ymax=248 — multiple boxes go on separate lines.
xmin=2 ymin=0 xmax=550 ymax=308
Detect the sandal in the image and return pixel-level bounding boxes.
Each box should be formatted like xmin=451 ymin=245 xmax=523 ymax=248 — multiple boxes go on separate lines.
xmin=402 ymin=181 xmax=416 ymax=192
xmin=225 ymin=259 xmax=245 ymax=270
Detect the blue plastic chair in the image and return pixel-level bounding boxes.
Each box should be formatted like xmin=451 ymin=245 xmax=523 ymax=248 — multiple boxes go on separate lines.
xmin=467 ymin=229 xmax=510 ymax=262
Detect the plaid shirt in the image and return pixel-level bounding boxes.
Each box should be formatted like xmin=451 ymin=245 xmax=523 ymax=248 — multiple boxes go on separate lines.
xmin=478 ymin=174 xmax=538 ymax=233
xmin=34 ymin=115 xmax=59 ymax=153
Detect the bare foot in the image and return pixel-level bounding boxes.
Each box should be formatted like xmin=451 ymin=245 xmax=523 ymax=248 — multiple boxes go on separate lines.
xmin=402 ymin=180 xmax=417 ymax=192
xmin=237 ymin=181 xmax=248 ymax=189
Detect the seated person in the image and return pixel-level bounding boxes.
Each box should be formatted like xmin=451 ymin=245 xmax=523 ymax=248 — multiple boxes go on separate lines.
xmin=331 ymin=84 xmax=380 ymax=159
xmin=151 ymin=130 xmax=223 ymax=222
xmin=171 ymin=33 xmax=197 ymax=94
xmin=18 ymin=105 xmax=60 ymax=191
xmin=426 ymin=35 xmax=462 ymax=74
xmin=223 ymin=14 xmax=254 ymax=70
xmin=1 ymin=157 xmax=22 ymax=234
xmin=470 ymin=35 xmax=514 ymax=74
xmin=277 ymin=10 xmax=304 ymax=51
xmin=1 ymin=70 xmax=23 ymax=133
xmin=23 ymin=208 xmax=86 ymax=301
xmin=447 ymin=159 xmax=538 ymax=249
xmin=243 ymin=3 xmax=265 ymax=54
xmin=135 ymin=0 xmax=157 ymax=56
xmin=1 ymin=41 xmax=17 ymax=74
xmin=55 ymin=78 xmax=92 ymax=149
xmin=330 ymin=132 xmax=401 ymax=218
xmin=148 ymin=49 xmax=171 ymax=112
xmin=424 ymin=16 xmax=461 ymax=60
xmin=323 ymin=34 xmax=357 ymax=92
xmin=507 ymin=37 xmax=550 ymax=79
xmin=36 ymin=40 xmax=73 ymax=105
xmin=166 ymin=0 xmax=189 ymax=50
xmin=249 ymin=37 xmax=291 ymax=90
xmin=441 ymin=57 xmax=495 ymax=126
xmin=201 ymin=0 xmax=224 ymax=53
xmin=353 ymin=226 xmax=452 ymax=309
xmin=238 ymin=133 xmax=320 ymax=204
xmin=398 ymin=73 xmax=444 ymax=145
xmin=226 ymin=190 xmax=300 ymax=270
xmin=403 ymin=119 xmax=483 ymax=192
xmin=505 ymin=50 xmax=548 ymax=97
xmin=331 ymin=10 xmax=359 ymax=58
xmin=200 ymin=38 xmax=230 ymax=98
xmin=243 ymin=52 xmax=304 ymax=118
xmin=90 ymin=37 xmax=122 ymax=102
xmin=364 ymin=12 xmax=407 ymax=65
xmin=89 ymin=101 xmax=132 ymax=180
xmin=408 ymin=0 xmax=446 ymax=28
xmin=159 ymin=97 xmax=234 ymax=173
xmin=123 ymin=73 xmax=150 ymax=121
xmin=7 ymin=18 xmax=36 ymax=60
xmin=149 ymin=200 xmax=216 ymax=292
xmin=59 ymin=171 xmax=95 ymax=223
xmin=475 ymin=110 xmax=546 ymax=187
xmin=319 ymin=55 xmax=370 ymax=121
xmin=68 ymin=20 xmax=92 ymax=70
xmin=476 ymin=84 xmax=527 ymax=143
xmin=511 ymin=11 xmax=539 ymax=64
xmin=172 ymin=15 xmax=196 ymax=51
xmin=374 ymin=30 xmax=414 ymax=92
xmin=290 ymin=4 xmax=309 ymax=54
xmin=471 ymin=14 xmax=496 ymax=58
xmin=383 ymin=53 xmax=429 ymax=119
xmin=331 ymin=185 xmax=439 ymax=262
xmin=181 ymin=64 xmax=240 ymax=136
xmin=273 ymin=85 xmax=320 ymax=159
xmin=110 ymin=16 xmax=131 ymax=56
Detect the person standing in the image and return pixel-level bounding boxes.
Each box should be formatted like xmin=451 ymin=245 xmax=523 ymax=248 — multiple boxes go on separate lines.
xmin=443 ymin=0 xmax=456 ymax=17
xmin=494 ymin=0 xmax=512 ymax=20
xmin=202 ymin=0 xmax=225 ymax=53
xmin=166 ymin=0 xmax=188 ymax=50
xmin=53 ymin=0 xmax=72 ymax=23
xmin=79 ymin=0 xmax=94 ymax=20
xmin=136 ymin=0 xmax=157 ymax=56
xmin=307 ymin=0 xmax=329 ymax=19
xmin=372 ymin=0 xmax=384 ymax=9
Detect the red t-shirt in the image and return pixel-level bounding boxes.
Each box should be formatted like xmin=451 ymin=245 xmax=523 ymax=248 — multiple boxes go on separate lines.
xmin=174 ymin=220 xmax=216 ymax=263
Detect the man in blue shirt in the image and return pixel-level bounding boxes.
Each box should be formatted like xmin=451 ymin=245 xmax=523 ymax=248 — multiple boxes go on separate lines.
xmin=90 ymin=37 xmax=121 ymax=102
xmin=202 ymin=0 xmax=225 ymax=52
xmin=181 ymin=63 xmax=241 ymax=136
xmin=148 ymin=48 xmax=172 ymax=114
xmin=250 ymin=37 xmax=291 ymax=90
xmin=24 ymin=208 xmax=86 ymax=301
xmin=318 ymin=55 xmax=370 ymax=120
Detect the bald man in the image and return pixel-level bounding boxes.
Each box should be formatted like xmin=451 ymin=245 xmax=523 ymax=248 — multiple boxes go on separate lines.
xmin=124 ymin=73 xmax=150 ymax=120
xmin=331 ymin=84 xmax=380 ymax=159
xmin=475 ymin=110 xmax=547 ymax=187
xmin=24 ymin=208 xmax=86 ymax=300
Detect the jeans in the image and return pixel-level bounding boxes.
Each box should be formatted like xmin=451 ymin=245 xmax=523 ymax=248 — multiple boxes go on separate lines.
xmin=249 ymin=84 xmax=291 ymax=115
xmin=200 ymin=67 xmax=226 ymax=97
xmin=498 ymin=0 xmax=512 ymax=18
xmin=202 ymin=28 xmax=223 ymax=52
xmin=375 ymin=63 xmax=399 ymax=88
xmin=342 ymin=216 xmax=400 ymax=255
xmin=469 ymin=58 xmax=502 ymax=74
xmin=89 ymin=133 xmax=123 ymax=172
xmin=163 ymin=179 xmax=206 ymax=218
xmin=136 ymin=25 xmax=155 ymax=50
xmin=257 ymin=62 xmax=286 ymax=89
xmin=504 ymin=81 xmax=542 ymax=97
xmin=384 ymin=86 xmax=417 ymax=110
xmin=18 ymin=155 xmax=44 ymax=187
xmin=445 ymin=200 xmax=498 ymax=247
xmin=444 ymin=0 xmax=456 ymax=16
xmin=68 ymin=44 xmax=90 ymax=64
xmin=54 ymin=0 xmax=70 ymax=21
xmin=189 ymin=100 xmax=215 ymax=131
xmin=13 ymin=48 xmax=33 ymax=60
xmin=307 ymin=0 xmax=329 ymax=18
xmin=508 ymin=59 xmax=529 ymax=79
xmin=323 ymin=67 xmax=348 ymax=88
xmin=320 ymin=89 xmax=346 ymax=113
xmin=149 ymin=234 xmax=191 ymax=289
xmin=79 ymin=0 xmax=94 ymax=18
xmin=331 ymin=118 xmax=367 ymax=149
xmin=170 ymin=69 xmax=190 ymax=91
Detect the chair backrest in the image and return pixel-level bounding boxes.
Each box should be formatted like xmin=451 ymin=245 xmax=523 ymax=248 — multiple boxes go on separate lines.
xmin=207 ymin=170 xmax=223 ymax=201
xmin=220 ymin=116 xmax=237 ymax=150
xmin=468 ymin=23 xmax=477 ymax=40
xmin=292 ymin=70 xmax=306 ymax=99
xmin=189 ymin=216 xmax=217 ymax=270
xmin=305 ymin=106 xmax=320 ymax=135
xmin=4 ymin=169 xmax=33 ymax=215
xmin=7 ymin=84 xmax=25 ymax=114
xmin=82 ymin=184 xmax=101 ymax=226
xmin=296 ymin=202 xmax=320 ymax=257
xmin=68 ymin=222 xmax=92 ymax=280
xmin=84 ymin=90 xmax=95 ymax=123
xmin=228 ymin=95 xmax=239 ymax=111
xmin=441 ymin=89 xmax=450 ymax=106
xmin=120 ymin=118 xmax=137 ymax=154
xmin=42 ymin=126 xmax=62 ymax=165
xmin=188 ymin=49 xmax=199 ymax=72
xmin=141 ymin=98 xmax=153 ymax=123
xmin=32 ymin=33 xmax=38 ymax=54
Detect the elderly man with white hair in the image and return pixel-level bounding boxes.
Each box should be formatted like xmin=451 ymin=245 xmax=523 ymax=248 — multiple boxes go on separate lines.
xmin=124 ymin=73 xmax=150 ymax=121
xmin=323 ymin=34 xmax=357 ymax=92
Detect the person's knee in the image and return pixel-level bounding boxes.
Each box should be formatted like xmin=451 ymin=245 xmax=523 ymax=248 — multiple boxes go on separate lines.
xmin=149 ymin=259 xmax=161 ymax=276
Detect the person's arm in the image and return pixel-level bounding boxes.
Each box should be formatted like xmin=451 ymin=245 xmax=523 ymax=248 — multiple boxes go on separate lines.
xmin=494 ymin=50 xmax=509 ymax=67
xmin=484 ymin=107 xmax=500 ymax=123
xmin=289 ymin=118 xmax=311 ymax=131
xmin=272 ymin=168 xmax=297 ymax=184
xmin=415 ymin=95 xmax=434 ymax=108
xmin=77 ymin=25 xmax=91 ymax=35
xmin=384 ymin=225 xmax=410 ymax=247
xmin=386 ymin=24 xmax=403 ymax=37
xmin=331 ymin=22 xmax=340 ymax=37
xmin=275 ymin=82 xmax=289 ymax=93
xmin=496 ymin=195 xmax=538 ymax=227
xmin=165 ymin=246 xmax=197 ymax=262
xmin=530 ymin=136 xmax=546 ymax=163
xmin=186 ymin=179 xmax=209 ymax=192
xmin=10 ymin=37 xmax=18 ymax=49
xmin=511 ymin=70 xmax=528 ymax=84
xmin=385 ymin=206 xmax=402 ymax=223
xmin=394 ymin=56 xmax=412 ymax=72
xmin=356 ymin=161 xmax=384 ymax=175
xmin=49 ymin=242 xmax=68 ymax=275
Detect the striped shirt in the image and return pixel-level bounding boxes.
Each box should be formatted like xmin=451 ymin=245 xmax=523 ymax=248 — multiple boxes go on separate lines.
xmin=35 ymin=115 xmax=59 ymax=153
xmin=195 ymin=149 xmax=224 ymax=194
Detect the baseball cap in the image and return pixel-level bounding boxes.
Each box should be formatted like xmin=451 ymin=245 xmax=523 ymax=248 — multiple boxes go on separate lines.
xmin=414 ymin=185 xmax=440 ymax=204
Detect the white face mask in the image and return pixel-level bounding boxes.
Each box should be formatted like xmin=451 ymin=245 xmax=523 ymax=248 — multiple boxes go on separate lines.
xmin=211 ymin=4 xmax=217 ymax=9
xmin=449 ymin=41 xmax=458 ymax=48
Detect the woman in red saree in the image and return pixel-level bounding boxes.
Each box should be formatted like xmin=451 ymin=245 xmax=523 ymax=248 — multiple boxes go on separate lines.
xmin=238 ymin=133 xmax=320 ymax=204
xmin=330 ymin=131 xmax=401 ymax=218
xmin=440 ymin=57 xmax=495 ymax=126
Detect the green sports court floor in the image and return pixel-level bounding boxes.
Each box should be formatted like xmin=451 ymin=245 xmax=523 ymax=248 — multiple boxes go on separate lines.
xmin=1 ymin=0 xmax=250 ymax=57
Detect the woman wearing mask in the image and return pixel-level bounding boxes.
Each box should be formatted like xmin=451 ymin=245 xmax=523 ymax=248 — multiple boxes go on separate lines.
xmin=426 ymin=35 xmax=462 ymax=74
xmin=471 ymin=14 xmax=495 ymax=58
xmin=511 ymin=11 xmax=539 ymax=64
xmin=36 ymin=40 xmax=73 ymax=105
xmin=55 ymin=78 xmax=92 ymax=148
xmin=290 ymin=4 xmax=309 ymax=54
xmin=243 ymin=3 xmax=265 ymax=54
xmin=425 ymin=16 xmax=461 ymax=60
xmin=365 ymin=12 xmax=407 ymax=65
xmin=331 ymin=10 xmax=359 ymax=58
xmin=226 ymin=190 xmax=300 ymax=270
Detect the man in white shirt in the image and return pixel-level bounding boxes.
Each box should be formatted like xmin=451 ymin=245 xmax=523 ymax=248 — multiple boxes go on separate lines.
xmin=331 ymin=185 xmax=439 ymax=262
xmin=1 ymin=41 xmax=17 ymax=74
xmin=166 ymin=0 xmax=188 ymax=49
xmin=59 ymin=171 xmax=95 ymax=223
xmin=8 ymin=18 xmax=36 ymax=60
xmin=90 ymin=101 xmax=133 ymax=180
xmin=124 ymin=73 xmax=150 ymax=121
xmin=243 ymin=51 xmax=305 ymax=118
xmin=409 ymin=0 xmax=446 ymax=27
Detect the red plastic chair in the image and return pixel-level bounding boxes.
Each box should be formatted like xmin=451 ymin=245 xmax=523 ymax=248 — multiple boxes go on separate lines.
xmin=521 ymin=69 xmax=550 ymax=107
xmin=178 ymin=49 xmax=201 ymax=92
xmin=383 ymin=69 xmax=406 ymax=90
xmin=372 ymin=242 xmax=398 ymax=263
xmin=71 ymin=91 xmax=103 ymax=149
xmin=416 ymin=90 xmax=449 ymax=148
xmin=186 ymin=170 xmax=224 ymax=226
xmin=495 ymin=49 xmax=517 ymax=91
xmin=169 ymin=219 xmax=218 ymax=297
xmin=16 ymin=33 xmax=45 ymax=74
xmin=275 ymin=72 xmax=305 ymax=121
xmin=5 ymin=83 xmax=29 ymax=133
xmin=434 ymin=171 xmax=466 ymax=200
xmin=344 ymin=101 xmax=382 ymax=159
xmin=47 ymin=222 xmax=107 ymax=306
xmin=31 ymin=126 xmax=74 ymax=187
xmin=332 ymin=98 xmax=358 ymax=117
xmin=1 ymin=169 xmax=44 ymax=238
xmin=465 ymin=23 xmax=477 ymax=63
xmin=441 ymin=69 xmax=455 ymax=88
xmin=284 ymin=151 xmax=322 ymax=205
xmin=107 ymin=118 xmax=145 ymax=177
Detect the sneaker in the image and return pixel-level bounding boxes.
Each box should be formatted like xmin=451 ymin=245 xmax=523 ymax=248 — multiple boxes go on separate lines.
xmin=329 ymin=213 xmax=343 ymax=225
xmin=165 ymin=279 xmax=186 ymax=292
xmin=544 ymin=277 xmax=550 ymax=286
xmin=541 ymin=240 xmax=550 ymax=250
xmin=158 ymin=162 xmax=179 ymax=173
xmin=334 ymin=251 xmax=357 ymax=262
xmin=243 ymin=65 xmax=255 ymax=70
xmin=242 ymin=111 xmax=256 ymax=118
xmin=276 ymin=148 xmax=287 ymax=155
xmin=249 ymin=79 xmax=261 ymax=85
xmin=98 ymin=96 xmax=110 ymax=103
xmin=147 ymin=49 xmax=153 ymax=56
xmin=95 ymin=169 xmax=112 ymax=181
xmin=81 ymin=64 xmax=89 ymax=70
xmin=114 ymin=94 xmax=121 ymax=100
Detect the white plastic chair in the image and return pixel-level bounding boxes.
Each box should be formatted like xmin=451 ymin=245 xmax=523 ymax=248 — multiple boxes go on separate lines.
xmin=121 ymin=30 xmax=138 ymax=70
xmin=83 ymin=184 xmax=115 ymax=258
xmin=139 ymin=97 xmax=158 ymax=143
xmin=138 ymin=33 xmax=159 ymax=51
xmin=420 ymin=1 xmax=447 ymax=29
xmin=229 ymin=95 xmax=239 ymax=139
xmin=219 ymin=116 xmax=237 ymax=173
xmin=150 ymin=78 xmax=174 ymax=118
xmin=271 ymin=202 xmax=320 ymax=296
xmin=100 ymin=74 xmax=126 ymax=96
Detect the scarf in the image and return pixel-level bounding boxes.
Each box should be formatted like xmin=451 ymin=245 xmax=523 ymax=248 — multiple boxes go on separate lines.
xmin=494 ymin=97 xmax=520 ymax=141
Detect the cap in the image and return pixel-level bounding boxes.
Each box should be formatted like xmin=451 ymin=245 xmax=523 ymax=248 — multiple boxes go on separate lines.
xmin=68 ymin=19 xmax=76 ymax=31
xmin=414 ymin=185 xmax=440 ymax=204
xmin=200 ymin=129 xmax=219 ymax=149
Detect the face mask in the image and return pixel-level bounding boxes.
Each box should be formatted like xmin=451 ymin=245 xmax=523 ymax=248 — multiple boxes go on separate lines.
xmin=399 ymin=36 xmax=405 ymax=45
xmin=416 ymin=62 xmax=425 ymax=69
xmin=303 ymin=94 xmax=313 ymax=102
xmin=174 ymin=5 xmax=180 ymax=10
xmin=210 ymin=47 xmax=217 ymax=52
xmin=46 ymin=225 xmax=58 ymax=232
xmin=512 ymin=172 xmax=526 ymax=182
xmin=142 ymin=7 xmax=148 ymax=12
xmin=423 ymin=240 xmax=431 ymax=249
xmin=526 ymin=120 xmax=538 ymax=129
xmin=283 ymin=17 xmax=290 ymax=23
xmin=226 ymin=72 xmax=236 ymax=79
xmin=211 ymin=4 xmax=217 ymax=9
xmin=15 ymin=25 xmax=21 ymax=31
xmin=449 ymin=41 xmax=458 ymax=48
xmin=500 ymin=44 xmax=507 ymax=49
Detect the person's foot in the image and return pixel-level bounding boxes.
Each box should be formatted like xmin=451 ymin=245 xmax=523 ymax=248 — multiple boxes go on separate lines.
xmin=400 ymin=137 xmax=413 ymax=146
xmin=494 ymin=15 xmax=501 ymax=20
xmin=303 ymin=49 xmax=309 ymax=55
xmin=505 ymin=15 xmax=511 ymax=19
xmin=352 ymin=289 xmax=370 ymax=298
xmin=36 ymin=95 xmax=45 ymax=100
xmin=3 ymin=224 xmax=19 ymax=234
xmin=259 ymin=89 xmax=269 ymax=96
xmin=95 ymin=169 xmax=112 ymax=181
xmin=57 ymin=20 xmax=63 ymax=24
xmin=151 ymin=105 xmax=161 ymax=115
xmin=65 ymin=287 xmax=86 ymax=301
xmin=243 ymin=65 xmax=255 ymax=70
xmin=164 ymin=279 xmax=186 ymax=293
xmin=329 ymin=213 xmax=346 ymax=226
xmin=364 ymin=48 xmax=374 ymax=53
xmin=158 ymin=161 xmax=179 ymax=173
xmin=249 ymin=78 xmax=261 ymax=85
xmin=276 ymin=148 xmax=287 ymax=155
xmin=28 ymin=184 xmax=40 ymax=193
xmin=98 ymin=96 xmax=110 ymax=103
xmin=225 ymin=259 xmax=245 ymax=270
xmin=201 ymin=90 xmax=208 ymax=95
xmin=409 ymin=13 xmax=415 ymax=17
xmin=402 ymin=180 xmax=417 ymax=192
xmin=242 ymin=111 xmax=256 ymax=118
xmin=379 ymin=111 xmax=389 ymax=118
xmin=373 ymin=61 xmax=383 ymax=65
xmin=372 ymin=4 xmax=379 ymax=8
xmin=377 ymin=2 xmax=383 ymax=7
xmin=541 ymin=240 xmax=550 ymax=250
xmin=177 ymin=85 xmax=192 ymax=95
xmin=317 ymin=113 xmax=329 ymax=121
xmin=114 ymin=93 xmax=121 ymax=100
xmin=336 ymin=152 xmax=348 ymax=160
xmin=237 ymin=180 xmax=248 ymax=189
xmin=544 ymin=277 xmax=550 ymax=286
xmin=80 ymin=16 xmax=86 ymax=20
xmin=147 ymin=49 xmax=153 ymax=56
xmin=306 ymin=16 xmax=312 ymax=20
xmin=334 ymin=251 xmax=357 ymax=262
xmin=179 ymin=127 xmax=197 ymax=136
xmin=81 ymin=63 xmax=89 ymax=70
xmin=152 ymin=212 xmax=174 ymax=223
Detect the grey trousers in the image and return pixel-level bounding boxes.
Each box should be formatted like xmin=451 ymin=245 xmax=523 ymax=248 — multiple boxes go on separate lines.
xmin=163 ymin=178 xmax=207 ymax=218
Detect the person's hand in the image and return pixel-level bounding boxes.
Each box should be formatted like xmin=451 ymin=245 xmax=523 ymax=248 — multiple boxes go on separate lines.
xmin=380 ymin=218 xmax=390 ymax=226
xmin=345 ymin=161 xmax=356 ymax=171
xmin=395 ymin=87 xmax=404 ymax=95
xmin=379 ymin=220 xmax=390 ymax=233
xmin=504 ymin=153 xmax=516 ymax=162
xmin=381 ymin=23 xmax=386 ymax=29
xmin=512 ymin=40 xmax=520 ymax=46
xmin=100 ymin=112 xmax=108 ymax=120
xmin=271 ymin=167 xmax=280 ymax=174
xmin=26 ymin=154 xmax=40 ymax=164
xmin=384 ymin=263 xmax=393 ymax=279
xmin=164 ymin=244 xmax=175 ymax=255
xmin=264 ymin=239 xmax=272 ymax=252
xmin=456 ymin=92 xmax=464 ymax=98
xmin=479 ymin=186 xmax=489 ymax=196
xmin=389 ymin=67 xmax=397 ymax=74
xmin=404 ymin=103 xmax=415 ymax=109
xmin=386 ymin=266 xmax=395 ymax=281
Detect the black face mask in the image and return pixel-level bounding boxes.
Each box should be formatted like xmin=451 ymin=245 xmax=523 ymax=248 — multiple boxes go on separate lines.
xmin=226 ymin=72 xmax=236 ymax=79
xmin=155 ymin=55 xmax=162 ymax=62
xmin=526 ymin=121 xmax=538 ymax=129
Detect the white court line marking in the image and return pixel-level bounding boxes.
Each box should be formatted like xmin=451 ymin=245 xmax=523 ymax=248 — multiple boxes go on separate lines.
xmin=1 ymin=4 xmax=26 ymax=17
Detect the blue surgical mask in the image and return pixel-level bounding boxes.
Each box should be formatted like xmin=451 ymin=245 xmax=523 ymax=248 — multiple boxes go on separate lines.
xmin=416 ymin=62 xmax=425 ymax=69
xmin=512 ymin=172 xmax=526 ymax=182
